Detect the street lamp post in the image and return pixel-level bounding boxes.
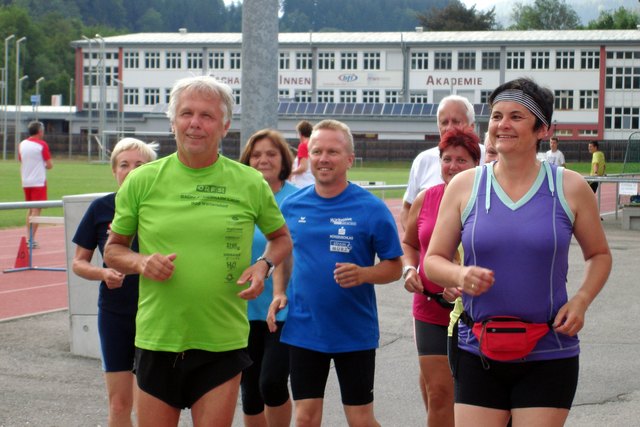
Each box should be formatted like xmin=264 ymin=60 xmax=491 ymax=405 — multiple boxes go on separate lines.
xmin=95 ymin=34 xmax=106 ymax=162
xmin=35 ymin=76 xmax=44 ymax=121
xmin=2 ymin=34 xmax=15 ymax=160
xmin=114 ymin=78 xmax=124 ymax=140
xmin=14 ymin=36 xmax=26 ymax=160
xmin=68 ymin=77 xmax=74 ymax=158
xmin=82 ymin=35 xmax=94 ymax=161
xmin=15 ymin=74 xmax=28 ymax=154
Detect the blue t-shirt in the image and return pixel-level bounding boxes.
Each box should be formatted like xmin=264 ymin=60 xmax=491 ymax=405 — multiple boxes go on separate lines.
xmin=72 ymin=193 xmax=139 ymax=315
xmin=280 ymin=183 xmax=403 ymax=353
xmin=248 ymin=181 xmax=298 ymax=321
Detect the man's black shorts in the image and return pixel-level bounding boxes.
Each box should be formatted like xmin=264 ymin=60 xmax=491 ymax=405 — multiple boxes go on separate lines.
xmin=134 ymin=347 xmax=251 ymax=409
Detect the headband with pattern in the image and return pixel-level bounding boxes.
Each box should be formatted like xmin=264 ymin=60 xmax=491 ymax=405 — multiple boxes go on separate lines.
xmin=492 ymin=89 xmax=549 ymax=128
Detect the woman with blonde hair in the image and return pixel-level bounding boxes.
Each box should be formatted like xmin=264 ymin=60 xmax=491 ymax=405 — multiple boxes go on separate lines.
xmin=72 ymin=138 xmax=158 ymax=426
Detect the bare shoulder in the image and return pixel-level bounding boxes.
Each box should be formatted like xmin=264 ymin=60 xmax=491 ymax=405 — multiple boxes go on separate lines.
xmin=448 ymin=168 xmax=477 ymax=189
xmin=561 ymin=168 xmax=592 ymax=197
xmin=442 ymin=168 xmax=477 ymax=211
xmin=561 ymin=168 xmax=597 ymax=214
xmin=414 ymin=189 xmax=427 ymax=205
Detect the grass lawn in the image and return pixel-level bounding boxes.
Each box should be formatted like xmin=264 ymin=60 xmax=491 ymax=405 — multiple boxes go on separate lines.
xmin=0 ymin=157 xmax=630 ymax=229
xmin=1 ymin=159 xmax=117 ymax=229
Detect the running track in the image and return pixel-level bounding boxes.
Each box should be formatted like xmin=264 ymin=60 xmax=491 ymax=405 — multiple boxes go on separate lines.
xmin=0 ymin=225 xmax=68 ymax=321
xmin=0 ymin=187 xmax=618 ymax=322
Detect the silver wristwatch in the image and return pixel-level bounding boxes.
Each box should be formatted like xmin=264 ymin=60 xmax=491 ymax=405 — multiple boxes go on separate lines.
xmin=402 ymin=265 xmax=417 ymax=280
xmin=257 ymin=256 xmax=275 ymax=279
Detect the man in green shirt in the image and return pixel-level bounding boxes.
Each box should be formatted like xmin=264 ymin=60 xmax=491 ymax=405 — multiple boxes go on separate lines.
xmin=588 ymin=140 xmax=606 ymax=193
xmin=105 ymin=75 xmax=292 ymax=426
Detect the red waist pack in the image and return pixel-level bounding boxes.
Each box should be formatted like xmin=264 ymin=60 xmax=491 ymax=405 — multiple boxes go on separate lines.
xmin=471 ymin=316 xmax=551 ymax=362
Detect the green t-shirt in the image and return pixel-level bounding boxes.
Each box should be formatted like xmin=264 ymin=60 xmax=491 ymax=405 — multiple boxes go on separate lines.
xmin=111 ymin=154 xmax=285 ymax=352
xmin=591 ymin=151 xmax=606 ymax=177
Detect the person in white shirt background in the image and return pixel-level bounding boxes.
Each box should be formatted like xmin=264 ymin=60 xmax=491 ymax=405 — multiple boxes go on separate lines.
xmin=545 ymin=136 xmax=565 ymax=167
xmin=401 ymin=95 xmax=485 ymax=230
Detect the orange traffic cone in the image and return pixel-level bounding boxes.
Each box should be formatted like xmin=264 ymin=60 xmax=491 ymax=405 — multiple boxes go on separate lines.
xmin=13 ymin=237 xmax=29 ymax=268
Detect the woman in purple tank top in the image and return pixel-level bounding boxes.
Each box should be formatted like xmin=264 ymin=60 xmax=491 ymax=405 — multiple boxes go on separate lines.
xmin=424 ymin=78 xmax=612 ymax=427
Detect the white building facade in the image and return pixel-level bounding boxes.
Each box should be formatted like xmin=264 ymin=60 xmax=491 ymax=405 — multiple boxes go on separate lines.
xmin=71 ymin=29 xmax=640 ymax=141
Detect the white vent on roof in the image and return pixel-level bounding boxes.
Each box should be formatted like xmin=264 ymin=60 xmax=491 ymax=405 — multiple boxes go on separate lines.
xmin=415 ymin=27 xmax=424 ymax=33
xmin=179 ymin=28 xmax=188 ymax=34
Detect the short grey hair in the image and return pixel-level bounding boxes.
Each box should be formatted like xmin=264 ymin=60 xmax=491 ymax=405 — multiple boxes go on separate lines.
xmin=437 ymin=95 xmax=475 ymax=126
xmin=166 ymin=75 xmax=234 ymax=124
xmin=110 ymin=137 xmax=159 ymax=170
xmin=28 ymin=121 xmax=44 ymax=136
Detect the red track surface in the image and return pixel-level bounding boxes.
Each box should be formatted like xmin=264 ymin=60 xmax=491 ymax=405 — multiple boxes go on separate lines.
xmin=0 ymin=186 xmax=617 ymax=322
xmin=0 ymin=225 xmax=68 ymax=321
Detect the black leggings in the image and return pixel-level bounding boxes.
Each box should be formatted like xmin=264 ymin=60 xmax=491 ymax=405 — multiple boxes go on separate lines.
xmin=241 ymin=321 xmax=290 ymax=415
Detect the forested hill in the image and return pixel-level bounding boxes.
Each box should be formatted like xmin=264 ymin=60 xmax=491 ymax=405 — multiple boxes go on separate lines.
xmin=2 ymin=0 xmax=443 ymax=33
xmin=279 ymin=0 xmax=446 ymax=32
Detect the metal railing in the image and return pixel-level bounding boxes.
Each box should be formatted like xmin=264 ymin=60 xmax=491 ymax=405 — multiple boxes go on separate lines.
xmin=1 ymin=176 xmax=638 ymax=224
xmin=0 ymin=200 xmax=63 ymax=211
xmin=584 ymin=175 xmax=640 ymax=219
xmin=0 ymin=200 xmax=66 ymax=273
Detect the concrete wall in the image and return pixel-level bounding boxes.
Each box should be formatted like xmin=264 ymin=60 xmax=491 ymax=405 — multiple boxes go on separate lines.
xmin=63 ymin=193 xmax=110 ymax=359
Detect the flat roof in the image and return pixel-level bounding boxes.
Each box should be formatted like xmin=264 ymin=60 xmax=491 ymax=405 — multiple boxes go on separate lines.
xmin=71 ymin=29 xmax=640 ymax=49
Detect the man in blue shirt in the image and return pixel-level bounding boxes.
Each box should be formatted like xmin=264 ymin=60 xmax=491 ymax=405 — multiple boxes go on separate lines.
xmin=268 ymin=119 xmax=403 ymax=427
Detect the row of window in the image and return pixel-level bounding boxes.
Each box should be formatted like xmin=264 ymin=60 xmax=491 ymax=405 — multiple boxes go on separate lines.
xmin=114 ymin=86 xmax=599 ymax=111
xmin=281 ymin=51 xmax=381 ymax=70
xmin=607 ymin=51 xmax=640 ymax=60
xmin=86 ymin=98 xmax=635 ymax=132
xmin=554 ymin=90 xmax=599 ymax=110
xmin=604 ymin=107 xmax=640 ymax=130
xmin=115 ymin=49 xmax=639 ymax=73
xmin=410 ymin=50 xmax=600 ymax=71
xmin=87 ymin=69 xmax=634 ymax=100
xmin=123 ymin=51 xmax=242 ymax=70
xmin=284 ymin=89 xmax=404 ymax=104
xmin=123 ymin=50 xmax=379 ymax=71
xmin=121 ymin=87 xmax=242 ymax=106
xmin=83 ymin=66 xmax=119 ymax=86
xmin=605 ymin=67 xmax=640 ymax=90
xmin=555 ymin=128 xmax=599 ymax=137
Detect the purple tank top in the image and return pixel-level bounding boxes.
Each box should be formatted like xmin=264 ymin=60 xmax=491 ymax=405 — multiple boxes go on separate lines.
xmin=458 ymin=162 xmax=579 ymax=361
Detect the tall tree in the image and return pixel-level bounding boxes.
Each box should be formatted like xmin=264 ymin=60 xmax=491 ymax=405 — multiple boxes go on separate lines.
xmin=0 ymin=5 xmax=33 ymax=104
xmin=30 ymin=12 xmax=81 ymax=103
xmin=587 ymin=7 xmax=640 ymax=30
xmin=279 ymin=0 xmax=439 ymax=32
xmin=223 ymin=1 xmax=242 ymax=32
xmin=416 ymin=0 xmax=497 ymax=31
xmin=12 ymin=0 xmax=81 ymax=20
xmin=122 ymin=0 xmax=156 ymax=30
xmin=510 ymin=0 xmax=581 ymax=30
xmin=136 ymin=8 xmax=164 ymax=32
